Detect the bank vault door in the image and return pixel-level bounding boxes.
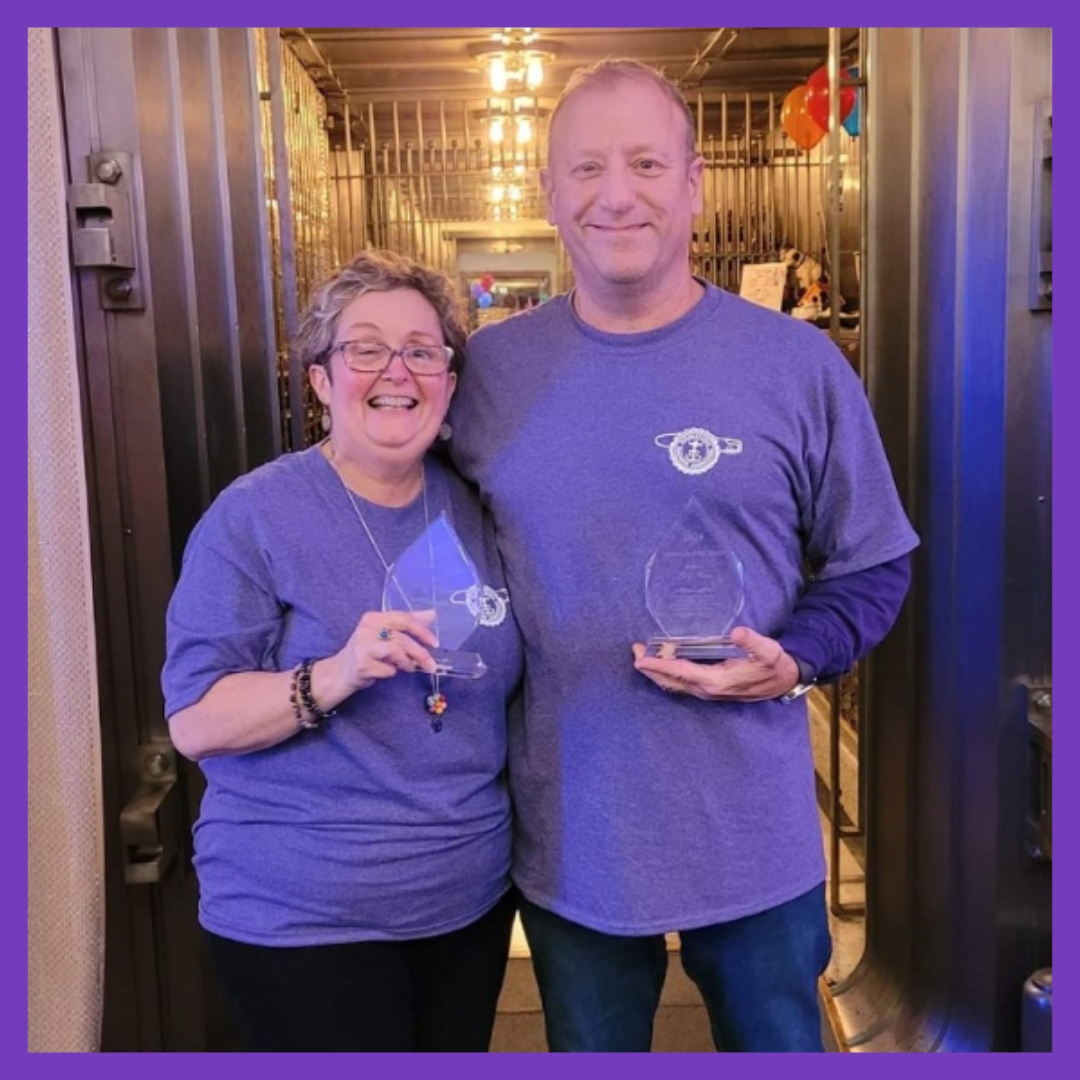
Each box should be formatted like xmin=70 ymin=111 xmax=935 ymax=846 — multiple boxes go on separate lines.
xmin=57 ymin=27 xmax=304 ymax=1049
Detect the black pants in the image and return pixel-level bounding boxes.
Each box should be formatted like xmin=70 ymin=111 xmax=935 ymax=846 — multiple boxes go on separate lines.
xmin=206 ymin=890 xmax=516 ymax=1052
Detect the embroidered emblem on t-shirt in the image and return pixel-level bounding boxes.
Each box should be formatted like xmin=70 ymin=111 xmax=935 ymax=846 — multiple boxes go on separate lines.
xmin=654 ymin=427 xmax=743 ymax=475
xmin=451 ymin=584 xmax=510 ymax=627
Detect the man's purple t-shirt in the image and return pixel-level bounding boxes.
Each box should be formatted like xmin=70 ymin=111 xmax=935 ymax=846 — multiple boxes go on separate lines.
xmin=162 ymin=448 xmax=523 ymax=945
xmin=450 ymin=285 xmax=918 ymax=934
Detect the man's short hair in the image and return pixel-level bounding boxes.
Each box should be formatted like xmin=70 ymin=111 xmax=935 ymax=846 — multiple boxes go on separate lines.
xmin=547 ymin=58 xmax=698 ymax=163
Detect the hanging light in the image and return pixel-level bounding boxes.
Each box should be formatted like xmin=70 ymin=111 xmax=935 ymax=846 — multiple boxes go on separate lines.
xmin=481 ymin=30 xmax=553 ymax=94
xmin=490 ymin=184 xmax=506 ymax=204
xmin=489 ymin=116 xmax=505 ymax=144
xmin=516 ymin=116 xmax=533 ymax=144
xmin=526 ymin=56 xmax=544 ymax=90
xmin=508 ymin=184 xmax=523 ymax=203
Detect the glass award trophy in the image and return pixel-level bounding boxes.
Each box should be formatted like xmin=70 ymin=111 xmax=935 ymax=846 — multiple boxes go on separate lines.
xmin=383 ymin=512 xmax=488 ymax=678
xmin=644 ymin=497 xmax=747 ymax=660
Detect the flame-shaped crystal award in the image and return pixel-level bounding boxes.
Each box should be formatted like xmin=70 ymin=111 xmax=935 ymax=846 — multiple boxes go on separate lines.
xmin=644 ymin=497 xmax=747 ymax=660
xmin=383 ymin=512 xmax=488 ymax=678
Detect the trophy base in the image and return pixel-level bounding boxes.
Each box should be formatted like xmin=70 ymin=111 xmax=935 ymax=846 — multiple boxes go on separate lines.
xmin=432 ymin=648 xmax=487 ymax=679
xmin=645 ymin=636 xmax=747 ymax=661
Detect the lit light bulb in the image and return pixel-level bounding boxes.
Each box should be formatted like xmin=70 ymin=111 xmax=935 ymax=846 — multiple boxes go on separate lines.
xmin=490 ymin=57 xmax=508 ymax=93
xmin=491 ymin=184 xmax=506 ymax=203
xmin=516 ymin=117 xmax=533 ymax=144
xmin=489 ymin=117 xmax=505 ymax=144
xmin=508 ymin=185 xmax=522 ymax=203
xmin=526 ymin=56 xmax=544 ymax=90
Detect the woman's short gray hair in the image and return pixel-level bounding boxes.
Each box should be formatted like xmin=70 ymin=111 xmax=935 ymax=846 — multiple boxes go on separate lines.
xmin=292 ymin=249 xmax=467 ymax=372
xmin=548 ymin=58 xmax=697 ymax=162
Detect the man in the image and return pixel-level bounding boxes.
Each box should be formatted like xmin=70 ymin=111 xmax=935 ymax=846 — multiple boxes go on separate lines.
xmin=450 ymin=59 xmax=918 ymax=1052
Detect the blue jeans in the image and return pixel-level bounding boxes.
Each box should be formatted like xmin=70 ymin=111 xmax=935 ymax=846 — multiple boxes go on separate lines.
xmin=520 ymin=883 xmax=831 ymax=1052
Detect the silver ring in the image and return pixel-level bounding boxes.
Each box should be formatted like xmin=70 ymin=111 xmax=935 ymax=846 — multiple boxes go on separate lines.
xmin=378 ymin=627 xmax=392 ymax=641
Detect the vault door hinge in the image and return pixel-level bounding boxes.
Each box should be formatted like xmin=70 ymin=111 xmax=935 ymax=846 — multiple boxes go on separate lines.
xmin=67 ymin=150 xmax=146 ymax=311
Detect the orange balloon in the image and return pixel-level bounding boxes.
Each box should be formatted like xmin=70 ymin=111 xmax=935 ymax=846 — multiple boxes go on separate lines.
xmin=781 ymin=85 xmax=826 ymax=151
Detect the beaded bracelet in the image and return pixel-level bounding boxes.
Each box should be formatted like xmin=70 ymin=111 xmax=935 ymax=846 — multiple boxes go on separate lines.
xmin=289 ymin=664 xmax=306 ymax=727
xmin=293 ymin=658 xmax=336 ymax=729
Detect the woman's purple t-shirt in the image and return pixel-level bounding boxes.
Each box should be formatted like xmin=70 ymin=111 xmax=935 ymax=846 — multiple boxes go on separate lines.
xmin=162 ymin=448 xmax=523 ymax=945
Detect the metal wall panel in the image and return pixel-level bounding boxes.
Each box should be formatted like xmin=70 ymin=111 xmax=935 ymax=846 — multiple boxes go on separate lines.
xmin=837 ymin=27 xmax=1052 ymax=1052
xmin=132 ymin=28 xmax=281 ymax=558
xmin=259 ymin=28 xmax=334 ymax=448
xmin=692 ymin=91 xmax=861 ymax=300
xmin=57 ymin=26 xmax=282 ymax=1049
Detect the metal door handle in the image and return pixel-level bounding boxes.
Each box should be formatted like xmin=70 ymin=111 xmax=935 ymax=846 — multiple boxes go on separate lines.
xmin=119 ymin=744 xmax=180 ymax=884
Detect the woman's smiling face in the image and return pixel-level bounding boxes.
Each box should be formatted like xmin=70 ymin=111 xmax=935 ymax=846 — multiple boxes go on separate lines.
xmin=310 ymin=287 xmax=456 ymax=471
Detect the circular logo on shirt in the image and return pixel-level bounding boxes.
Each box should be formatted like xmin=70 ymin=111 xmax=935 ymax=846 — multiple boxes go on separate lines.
xmin=654 ymin=427 xmax=742 ymax=476
xmin=452 ymin=584 xmax=510 ymax=627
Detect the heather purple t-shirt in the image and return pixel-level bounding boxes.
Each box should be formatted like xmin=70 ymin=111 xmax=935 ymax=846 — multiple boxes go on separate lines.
xmin=450 ymin=285 xmax=918 ymax=935
xmin=162 ymin=448 xmax=523 ymax=946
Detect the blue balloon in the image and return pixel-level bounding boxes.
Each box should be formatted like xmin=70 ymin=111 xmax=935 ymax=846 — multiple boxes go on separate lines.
xmin=842 ymin=66 xmax=861 ymax=137
xmin=477 ymin=291 xmax=493 ymax=308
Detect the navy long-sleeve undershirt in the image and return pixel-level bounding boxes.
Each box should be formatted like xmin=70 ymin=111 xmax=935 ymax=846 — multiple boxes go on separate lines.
xmin=777 ymin=554 xmax=912 ymax=684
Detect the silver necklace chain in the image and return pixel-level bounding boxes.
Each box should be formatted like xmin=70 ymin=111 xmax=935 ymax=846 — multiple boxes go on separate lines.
xmin=341 ymin=471 xmax=431 ymax=581
xmin=333 ymin=456 xmax=445 ymax=727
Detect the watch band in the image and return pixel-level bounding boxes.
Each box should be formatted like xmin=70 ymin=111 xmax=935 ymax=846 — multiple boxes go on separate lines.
xmin=780 ymin=655 xmax=816 ymax=703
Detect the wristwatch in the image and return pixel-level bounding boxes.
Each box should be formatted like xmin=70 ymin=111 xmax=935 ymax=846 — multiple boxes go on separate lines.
xmin=779 ymin=656 xmax=816 ymax=704
xmin=780 ymin=681 xmax=816 ymax=703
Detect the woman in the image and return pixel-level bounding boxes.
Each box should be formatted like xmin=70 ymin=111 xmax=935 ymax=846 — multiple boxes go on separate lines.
xmin=162 ymin=250 xmax=523 ymax=1052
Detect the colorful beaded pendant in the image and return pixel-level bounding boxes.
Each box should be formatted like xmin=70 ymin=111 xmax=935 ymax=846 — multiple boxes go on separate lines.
xmin=425 ymin=690 xmax=448 ymax=732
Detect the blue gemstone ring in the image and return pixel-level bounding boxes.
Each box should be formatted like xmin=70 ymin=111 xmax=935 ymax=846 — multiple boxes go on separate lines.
xmin=378 ymin=627 xmax=392 ymax=640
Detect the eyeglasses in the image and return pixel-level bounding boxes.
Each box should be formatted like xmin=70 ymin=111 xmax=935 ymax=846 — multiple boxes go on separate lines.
xmin=326 ymin=340 xmax=454 ymax=376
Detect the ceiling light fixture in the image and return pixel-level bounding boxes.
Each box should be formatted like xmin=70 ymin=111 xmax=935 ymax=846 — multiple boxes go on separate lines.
xmin=475 ymin=28 xmax=555 ymax=94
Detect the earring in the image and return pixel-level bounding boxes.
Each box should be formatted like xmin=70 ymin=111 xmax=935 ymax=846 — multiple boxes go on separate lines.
xmin=321 ymin=409 xmax=332 ymax=433
xmin=438 ymin=420 xmax=452 ymax=441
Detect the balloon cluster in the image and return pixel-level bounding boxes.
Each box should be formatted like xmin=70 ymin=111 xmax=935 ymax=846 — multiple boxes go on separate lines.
xmin=470 ymin=273 xmax=496 ymax=309
xmin=781 ymin=65 xmax=860 ymax=152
